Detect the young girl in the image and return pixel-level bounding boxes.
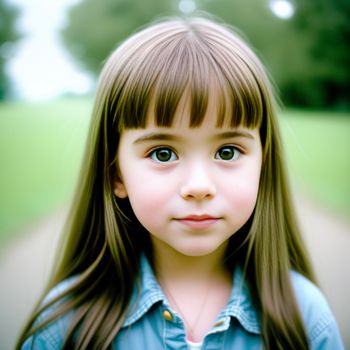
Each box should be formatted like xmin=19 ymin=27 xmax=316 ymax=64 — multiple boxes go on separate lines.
xmin=17 ymin=16 xmax=344 ymax=350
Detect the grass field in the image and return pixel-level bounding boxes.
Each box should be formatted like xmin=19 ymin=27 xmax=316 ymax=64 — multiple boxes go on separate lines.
xmin=0 ymin=98 xmax=92 ymax=242
xmin=280 ymin=109 xmax=350 ymax=215
xmin=0 ymin=99 xmax=349 ymax=244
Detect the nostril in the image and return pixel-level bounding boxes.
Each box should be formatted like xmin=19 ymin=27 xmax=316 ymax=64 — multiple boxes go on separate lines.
xmin=180 ymin=184 xmax=216 ymax=200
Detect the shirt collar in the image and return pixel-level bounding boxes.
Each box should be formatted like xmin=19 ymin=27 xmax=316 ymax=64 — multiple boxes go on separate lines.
xmin=123 ymin=254 xmax=260 ymax=334
xmin=123 ymin=254 xmax=166 ymax=327
xmin=223 ymin=266 xmax=260 ymax=334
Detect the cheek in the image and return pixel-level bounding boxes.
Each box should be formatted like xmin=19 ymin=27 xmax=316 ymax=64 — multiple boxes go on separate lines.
xmin=223 ymin=167 xmax=261 ymax=213
xmin=124 ymin=174 xmax=174 ymax=228
xmin=226 ymin=184 xmax=258 ymax=212
xmin=128 ymin=195 xmax=166 ymax=234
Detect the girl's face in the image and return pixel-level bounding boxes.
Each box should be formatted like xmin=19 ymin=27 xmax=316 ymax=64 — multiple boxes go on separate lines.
xmin=114 ymin=100 xmax=262 ymax=258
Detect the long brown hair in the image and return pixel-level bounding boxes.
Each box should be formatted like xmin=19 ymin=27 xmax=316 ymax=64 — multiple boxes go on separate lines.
xmin=17 ymin=15 xmax=315 ymax=350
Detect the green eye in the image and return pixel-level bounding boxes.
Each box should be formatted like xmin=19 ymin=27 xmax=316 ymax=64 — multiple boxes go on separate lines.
xmin=150 ymin=148 xmax=177 ymax=162
xmin=215 ymin=146 xmax=240 ymax=161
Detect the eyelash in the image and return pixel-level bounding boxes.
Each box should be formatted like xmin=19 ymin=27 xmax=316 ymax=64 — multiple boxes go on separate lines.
xmin=147 ymin=145 xmax=242 ymax=163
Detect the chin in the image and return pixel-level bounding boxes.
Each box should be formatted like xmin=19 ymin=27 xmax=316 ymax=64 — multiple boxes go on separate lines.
xmin=176 ymin=243 xmax=223 ymax=258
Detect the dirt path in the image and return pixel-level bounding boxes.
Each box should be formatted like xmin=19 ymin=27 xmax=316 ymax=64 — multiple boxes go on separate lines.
xmin=0 ymin=209 xmax=66 ymax=350
xmin=1 ymin=197 xmax=349 ymax=350
xmin=294 ymin=195 xmax=350 ymax=349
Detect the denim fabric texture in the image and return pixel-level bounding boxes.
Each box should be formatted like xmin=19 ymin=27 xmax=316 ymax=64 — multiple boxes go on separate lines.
xmin=22 ymin=255 xmax=344 ymax=349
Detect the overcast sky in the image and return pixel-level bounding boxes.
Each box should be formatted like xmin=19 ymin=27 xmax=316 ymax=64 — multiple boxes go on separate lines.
xmin=6 ymin=0 xmax=93 ymax=101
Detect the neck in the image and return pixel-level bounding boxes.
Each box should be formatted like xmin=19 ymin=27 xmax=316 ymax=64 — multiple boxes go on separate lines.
xmin=151 ymin=240 xmax=232 ymax=342
xmin=152 ymin=239 xmax=230 ymax=285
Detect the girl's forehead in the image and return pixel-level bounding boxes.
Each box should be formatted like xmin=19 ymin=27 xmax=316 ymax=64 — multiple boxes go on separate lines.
xmin=145 ymin=91 xmax=241 ymax=130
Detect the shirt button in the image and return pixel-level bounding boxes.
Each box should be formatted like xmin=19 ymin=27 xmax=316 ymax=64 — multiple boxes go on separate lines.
xmin=213 ymin=320 xmax=224 ymax=327
xmin=163 ymin=309 xmax=173 ymax=321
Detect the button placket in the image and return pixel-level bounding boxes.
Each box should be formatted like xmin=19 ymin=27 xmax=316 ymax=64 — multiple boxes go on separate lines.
xmin=162 ymin=307 xmax=188 ymax=350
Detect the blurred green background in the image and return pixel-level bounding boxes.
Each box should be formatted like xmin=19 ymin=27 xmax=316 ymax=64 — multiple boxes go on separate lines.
xmin=0 ymin=0 xmax=349 ymax=244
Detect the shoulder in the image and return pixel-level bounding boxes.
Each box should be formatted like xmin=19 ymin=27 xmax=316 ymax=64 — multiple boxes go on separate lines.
xmin=290 ymin=271 xmax=344 ymax=350
xmin=21 ymin=277 xmax=78 ymax=350
xmin=290 ymin=272 xmax=330 ymax=320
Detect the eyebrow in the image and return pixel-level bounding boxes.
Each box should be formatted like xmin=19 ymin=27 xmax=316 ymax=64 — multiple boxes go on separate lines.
xmin=133 ymin=133 xmax=181 ymax=145
xmin=133 ymin=130 xmax=255 ymax=145
xmin=213 ymin=131 xmax=255 ymax=140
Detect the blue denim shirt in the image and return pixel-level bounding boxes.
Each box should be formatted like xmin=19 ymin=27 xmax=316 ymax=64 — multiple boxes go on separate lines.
xmin=22 ymin=255 xmax=344 ymax=349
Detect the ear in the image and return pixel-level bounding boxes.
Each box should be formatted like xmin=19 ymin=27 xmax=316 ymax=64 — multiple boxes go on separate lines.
xmin=113 ymin=178 xmax=128 ymax=198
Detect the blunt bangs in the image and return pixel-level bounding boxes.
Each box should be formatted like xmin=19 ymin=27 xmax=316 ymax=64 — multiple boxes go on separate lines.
xmin=104 ymin=18 xmax=268 ymax=133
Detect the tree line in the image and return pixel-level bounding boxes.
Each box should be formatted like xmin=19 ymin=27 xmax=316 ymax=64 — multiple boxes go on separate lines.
xmin=0 ymin=0 xmax=20 ymax=100
xmin=1 ymin=0 xmax=349 ymax=110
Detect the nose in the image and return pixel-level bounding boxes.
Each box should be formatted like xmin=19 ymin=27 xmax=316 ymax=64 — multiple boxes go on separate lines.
xmin=180 ymin=161 xmax=216 ymax=200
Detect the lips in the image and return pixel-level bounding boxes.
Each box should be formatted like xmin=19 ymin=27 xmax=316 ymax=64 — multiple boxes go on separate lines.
xmin=174 ymin=214 xmax=220 ymax=229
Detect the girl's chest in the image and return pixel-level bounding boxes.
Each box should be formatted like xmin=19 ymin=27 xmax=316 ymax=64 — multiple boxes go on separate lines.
xmin=115 ymin=304 xmax=261 ymax=350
